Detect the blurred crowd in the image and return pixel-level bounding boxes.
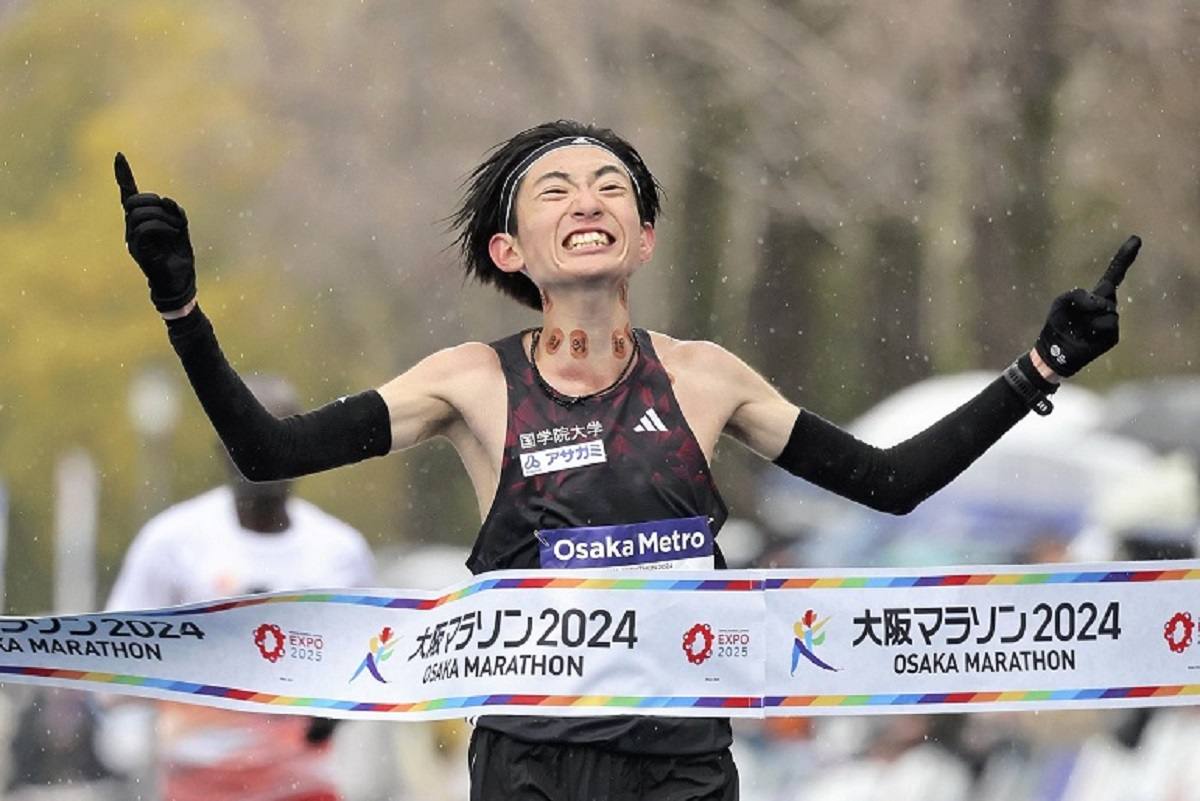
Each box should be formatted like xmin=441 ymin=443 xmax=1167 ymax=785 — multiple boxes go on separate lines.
xmin=3 ymin=373 xmax=1199 ymax=800
xmin=734 ymin=372 xmax=1200 ymax=801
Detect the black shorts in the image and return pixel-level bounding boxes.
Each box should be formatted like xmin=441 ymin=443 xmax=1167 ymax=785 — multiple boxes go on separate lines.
xmin=468 ymin=727 xmax=739 ymax=801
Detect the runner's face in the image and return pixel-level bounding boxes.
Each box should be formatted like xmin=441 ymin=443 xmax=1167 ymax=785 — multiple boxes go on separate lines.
xmin=495 ymin=146 xmax=654 ymax=288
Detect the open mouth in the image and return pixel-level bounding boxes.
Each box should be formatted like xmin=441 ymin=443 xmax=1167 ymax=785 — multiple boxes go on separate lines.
xmin=563 ymin=230 xmax=615 ymax=251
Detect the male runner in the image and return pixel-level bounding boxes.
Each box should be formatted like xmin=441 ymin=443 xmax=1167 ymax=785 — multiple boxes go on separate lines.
xmin=113 ymin=120 xmax=1139 ymax=800
xmin=107 ymin=375 xmax=375 ymax=801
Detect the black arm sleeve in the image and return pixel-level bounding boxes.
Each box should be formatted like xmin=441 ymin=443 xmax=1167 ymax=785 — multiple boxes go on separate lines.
xmin=165 ymin=306 xmax=392 ymax=482
xmin=772 ymin=375 xmax=1032 ymax=515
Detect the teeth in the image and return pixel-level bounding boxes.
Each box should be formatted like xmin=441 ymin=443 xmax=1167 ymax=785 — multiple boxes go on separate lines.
xmin=566 ymin=232 xmax=610 ymax=249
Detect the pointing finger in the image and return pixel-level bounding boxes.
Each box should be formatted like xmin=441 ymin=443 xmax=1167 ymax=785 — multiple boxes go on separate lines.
xmin=114 ymin=152 xmax=139 ymax=204
xmin=1093 ymin=235 xmax=1142 ymax=299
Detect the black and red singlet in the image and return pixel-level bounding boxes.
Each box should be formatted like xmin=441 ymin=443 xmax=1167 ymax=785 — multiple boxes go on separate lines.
xmin=469 ymin=327 xmax=731 ymax=756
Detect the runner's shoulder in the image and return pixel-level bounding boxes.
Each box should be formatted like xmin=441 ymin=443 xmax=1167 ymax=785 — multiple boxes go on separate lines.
xmin=378 ymin=342 xmax=502 ymax=429
xmin=418 ymin=341 xmax=505 ymax=406
xmin=431 ymin=340 xmax=499 ymax=368
xmin=405 ymin=341 xmax=502 ymax=386
xmin=646 ymin=332 xmax=747 ymax=377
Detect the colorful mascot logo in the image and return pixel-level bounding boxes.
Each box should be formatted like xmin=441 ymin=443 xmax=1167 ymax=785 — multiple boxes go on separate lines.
xmin=349 ymin=626 xmax=397 ymax=683
xmin=682 ymin=623 xmax=715 ymax=665
xmin=792 ymin=609 xmax=838 ymax=674
xmin=253 ymin=623 xmax=286 ymax=663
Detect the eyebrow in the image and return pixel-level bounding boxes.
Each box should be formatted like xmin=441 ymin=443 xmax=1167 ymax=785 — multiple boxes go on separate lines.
xmin=531 ymin=164 xmax=630 ymax=188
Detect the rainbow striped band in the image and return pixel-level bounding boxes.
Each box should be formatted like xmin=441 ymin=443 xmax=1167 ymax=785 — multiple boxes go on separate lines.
xmin=765 ymin=567 xmax=1200 ymax=590
xmin=0 ymin=664 xmax=758 ymax=711
xmin=766 ymin=684 xmax=1200 ymax=708
xmin=6 ymin=663 xmax=1197 ymax=714
xmin=147 ymin=576 xmax=762 ymax=617
xmin=142 ymin=568 xmax=1200 ymax=618
xmin=6 ymin=563 xmax=1200 ymax=720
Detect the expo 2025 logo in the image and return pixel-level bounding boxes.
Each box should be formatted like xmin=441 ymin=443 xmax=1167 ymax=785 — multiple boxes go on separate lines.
xmin=792 ymin=609 xmax=838 ymax=674
xmin=253 ymin=623 xmax=286 ymax=663
xmin=682 ymin=623 xmax=715 ymax=665
xmin=1164 ymin=612 xmax=1194 ymax=653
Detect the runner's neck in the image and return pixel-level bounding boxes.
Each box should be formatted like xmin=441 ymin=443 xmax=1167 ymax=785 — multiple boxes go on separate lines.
xmin=533 ymin=283 xmax=634 ymax=394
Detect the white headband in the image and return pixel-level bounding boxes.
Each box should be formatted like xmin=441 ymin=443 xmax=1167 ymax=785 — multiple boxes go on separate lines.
xmin=499 ymin=136 xmax=641 ymax=234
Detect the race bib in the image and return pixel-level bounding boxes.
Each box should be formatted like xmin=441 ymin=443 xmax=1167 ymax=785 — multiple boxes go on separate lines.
xmin=537 ymin=516 xmax=714 ymax=571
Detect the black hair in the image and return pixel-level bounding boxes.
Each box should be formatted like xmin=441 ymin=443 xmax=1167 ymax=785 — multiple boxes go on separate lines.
xmin=450 ymin=120 xmax=662 ymax=310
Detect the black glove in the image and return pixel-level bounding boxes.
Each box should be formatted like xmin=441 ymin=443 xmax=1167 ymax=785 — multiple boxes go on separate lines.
xmin=1034 ymin=235 xmax=1141 ymax=377
xmin=304 ymin=716 xmax=340 ymax=746
xmin=114 ymin=153 xmax=197 ymax=313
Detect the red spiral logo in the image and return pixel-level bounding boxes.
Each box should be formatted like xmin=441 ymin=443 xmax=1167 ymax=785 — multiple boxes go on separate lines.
xmin=682 ymin=623 xmax=714 ymax=665
xmin=253 ymin=623 xmax=286 ymax=662
xmin=1164 ymin=612 xmax=1194 ymax=654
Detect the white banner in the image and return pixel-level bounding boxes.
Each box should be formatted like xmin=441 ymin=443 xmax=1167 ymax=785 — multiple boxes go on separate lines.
xmin=3 ymin=561 xmax=1200 ymax=719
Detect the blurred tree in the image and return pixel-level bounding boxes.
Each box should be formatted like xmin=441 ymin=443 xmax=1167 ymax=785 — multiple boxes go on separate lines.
xmin=961 ymin=1 xmax=1065 ymax=361
xmin=1049 ymin=0 xmax=1200 ymax=379
xmin=0 ymin=2 xmax=359 ymax=611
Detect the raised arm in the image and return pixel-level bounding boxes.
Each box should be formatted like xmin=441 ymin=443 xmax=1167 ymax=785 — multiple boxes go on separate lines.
xmin=720 ymin=236 xmax=1141 ymax=514
xmin=115 ymin=153 xmax=460 ymax=481
xmin=162 ymin=310 xmax=392 ymax=481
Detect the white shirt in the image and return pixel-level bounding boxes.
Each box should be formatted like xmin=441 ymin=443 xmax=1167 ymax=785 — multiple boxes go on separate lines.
xmin=106 ymin=486 xmax=375 ymax=799
xmin=108 ymin=485 xmax=375 ymax=608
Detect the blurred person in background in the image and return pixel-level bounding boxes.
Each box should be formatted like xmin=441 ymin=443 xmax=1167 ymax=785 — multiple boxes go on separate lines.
xmin=112 ymin=120 xmax=1138 ymax=800
xmin=106 ymin=374 xmax=376 ymax=801
xmin=4 ymin=686 xmax=114 ymax=798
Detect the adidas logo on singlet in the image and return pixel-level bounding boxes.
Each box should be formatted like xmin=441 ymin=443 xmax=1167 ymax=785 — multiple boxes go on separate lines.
xmin=632 ymin=408 xmax=669 ymax=433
